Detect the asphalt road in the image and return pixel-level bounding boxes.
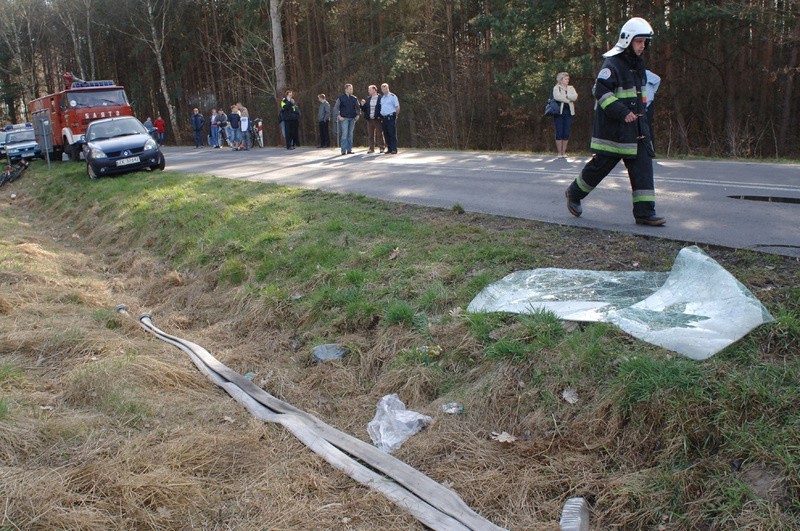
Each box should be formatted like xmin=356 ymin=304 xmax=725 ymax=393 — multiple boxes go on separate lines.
xmin=161 ymin=146 xmax=800 ymax=257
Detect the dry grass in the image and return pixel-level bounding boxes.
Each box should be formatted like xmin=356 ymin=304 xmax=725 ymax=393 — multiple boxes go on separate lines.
xmin=2 ymin=175 xmax=798 ymax=530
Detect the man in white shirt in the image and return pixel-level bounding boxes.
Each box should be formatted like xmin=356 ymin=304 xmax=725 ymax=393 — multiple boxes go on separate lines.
xmin=379 ymin=83 xmax=400 ymax=154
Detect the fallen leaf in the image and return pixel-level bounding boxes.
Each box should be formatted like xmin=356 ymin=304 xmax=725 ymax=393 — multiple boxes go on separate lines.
xmin=222 ymin=416 xmax=235 ymax=423
xmin=388 ymin=247 xmax=401 ymax=260
xmin=490 ymin=431 xmax=517 ymax=443
xmin=562 ymin=387 xmax=579 ymax=404
xmin=40 ymin=405 xmax=55 ymax=411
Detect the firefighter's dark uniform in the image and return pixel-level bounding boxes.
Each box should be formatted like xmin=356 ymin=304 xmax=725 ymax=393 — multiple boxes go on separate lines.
xmin=567 ymin=49 xmax=657 ymax=220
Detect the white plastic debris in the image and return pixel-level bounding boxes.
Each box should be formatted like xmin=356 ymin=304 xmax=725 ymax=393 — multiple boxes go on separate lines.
xmin=468 ymin=246 xmax=774 ymax=360
xmin=367 ymin=394 xmax=431 ymax=453
xmin=559 ymin=496 xmax=590 ymax=531
xmin=441 ymin=402 xmax=464 ymax=414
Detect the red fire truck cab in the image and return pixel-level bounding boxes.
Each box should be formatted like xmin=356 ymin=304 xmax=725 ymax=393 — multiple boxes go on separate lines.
xmin=29 ymin=74 xmax=133 ymax=162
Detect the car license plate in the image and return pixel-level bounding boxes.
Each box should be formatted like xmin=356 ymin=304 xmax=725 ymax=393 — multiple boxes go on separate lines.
xmin=22 ymin=153 xmax=34 ymax=158
xmin=116 ymin=156 xmax=140 ymax=166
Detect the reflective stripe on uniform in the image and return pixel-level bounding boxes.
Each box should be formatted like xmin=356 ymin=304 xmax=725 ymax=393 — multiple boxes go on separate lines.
xmin=576 ymin=175 xmax=595 ymax=193
xmin=598 ymin=92 xmax=617 ymax=109
xmin=590 ymin=137 xmax=638 ymax=156
xmin=614 ymin=87 xmax=638 ymax=99
xmin=632 ymin=189 xmax=656 ymax=203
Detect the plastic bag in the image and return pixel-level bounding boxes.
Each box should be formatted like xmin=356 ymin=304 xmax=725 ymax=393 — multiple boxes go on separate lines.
xmin=367 ymin=394 xmax=432 ymax=453
xmin=467 ymin=246 xmax=774 ymax=360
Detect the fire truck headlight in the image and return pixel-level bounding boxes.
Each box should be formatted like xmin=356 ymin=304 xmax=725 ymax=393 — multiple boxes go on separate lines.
xmin=144 ymin=138 xmax=157 ymax=151
xmin=90 ymin=147 xmax=107 ymax=159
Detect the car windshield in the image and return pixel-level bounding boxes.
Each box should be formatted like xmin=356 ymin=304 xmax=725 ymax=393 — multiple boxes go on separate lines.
xmin=65 ymin=88 xmax=128 ymax=109
xmin=87 ymin=118 xmax=148 ymax=141
xmin=6 ymin=130 xmax=35 ymax=143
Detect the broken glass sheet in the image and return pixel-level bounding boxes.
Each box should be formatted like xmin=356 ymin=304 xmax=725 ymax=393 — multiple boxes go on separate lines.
xmin=467 ymin=246 xmax=774 ymax=360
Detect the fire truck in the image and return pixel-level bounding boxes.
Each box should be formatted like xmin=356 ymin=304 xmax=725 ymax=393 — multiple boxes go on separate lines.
xmin=29 ymin=73 xmax=133 ymax=161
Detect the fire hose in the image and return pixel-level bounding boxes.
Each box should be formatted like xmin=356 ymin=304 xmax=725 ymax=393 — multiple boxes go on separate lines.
xmin=117 ymin=305 xmax=505 ymax=531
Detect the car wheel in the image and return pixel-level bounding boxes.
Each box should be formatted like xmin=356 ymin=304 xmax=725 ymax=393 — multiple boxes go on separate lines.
xmin=87 ymin=162 xmax=98 ymax=180
xmin=157 ymin=153 xmax=166 ymax=171
xmin=68 ymin=145 xmax=81 ymax=162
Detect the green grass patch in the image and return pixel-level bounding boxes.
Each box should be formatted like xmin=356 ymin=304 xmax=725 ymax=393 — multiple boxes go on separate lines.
xmin=14 ymin=159 xmax=800 ymax=528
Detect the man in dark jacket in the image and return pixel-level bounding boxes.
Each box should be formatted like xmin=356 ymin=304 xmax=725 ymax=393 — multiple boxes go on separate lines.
xmin=280 ymin=90 xmax=300 ymax=149
xmin=334 ymin=83 xmax=360 ymax=155
xmin=191 ymin=108 xmax=205 ymax=148
xmin=565 ymin=17 xmax=665 ymax=226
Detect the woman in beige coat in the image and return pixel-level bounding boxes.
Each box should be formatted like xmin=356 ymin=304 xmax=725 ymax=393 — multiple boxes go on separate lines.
xmin=552 ymin=72 xmax=578 ymax=157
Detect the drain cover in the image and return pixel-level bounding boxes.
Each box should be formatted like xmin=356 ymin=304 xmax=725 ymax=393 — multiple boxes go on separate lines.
xmin=728 ymin=195 xmax=800 ymax=204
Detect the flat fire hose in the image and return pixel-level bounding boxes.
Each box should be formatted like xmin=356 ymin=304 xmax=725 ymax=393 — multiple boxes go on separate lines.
xmin=117 ymin=306 xmax=506 ymax=531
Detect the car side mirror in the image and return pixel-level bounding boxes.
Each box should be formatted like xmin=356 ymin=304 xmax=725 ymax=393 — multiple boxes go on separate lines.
xmin=148 ymin=127 xmax=157 ymax=134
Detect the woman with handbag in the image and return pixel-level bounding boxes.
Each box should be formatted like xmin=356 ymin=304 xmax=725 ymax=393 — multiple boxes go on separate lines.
xmin=552 ymin=72 xmax=578 ymax=158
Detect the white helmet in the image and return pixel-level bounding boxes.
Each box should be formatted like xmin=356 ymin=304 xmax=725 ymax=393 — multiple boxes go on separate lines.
xmin=603 ymin=17 xmax=654 ymax=57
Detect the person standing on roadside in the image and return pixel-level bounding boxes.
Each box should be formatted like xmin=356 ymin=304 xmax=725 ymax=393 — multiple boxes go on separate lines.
xmin=228 ymin=104 xmax=242 ymax=150
xmin=379 ymin=83 xmax=399 ymax=154
xmin=334 ymin=84 xmax=360 ymax=155
xmin=280 ymin=90 xmax=300 ymax=150
xmin=215 ymin=108 xmax=227 ymax=148
xmin=360 ymin=85 xmax=385 ymax=154
xmin=209 ymin=108 xmax=218 ymax=148
xmin=552 ymin=72 xmax=578 ymax=158
xmin=154 ymin=115 xmax=166 ymax=146
xmin=565 ymin=17 xmax=665 ymax=226
xmin=317 ymin=94 xmax=331 ymax=148
xmin=191 ymin=108 xmax=205 ymax=148
xmin=238 ymin=102 xmax=250 ymax=150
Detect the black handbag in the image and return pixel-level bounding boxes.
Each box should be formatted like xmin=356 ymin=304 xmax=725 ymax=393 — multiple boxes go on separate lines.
xmin=544 ymin=98 xmax=560 ymax=116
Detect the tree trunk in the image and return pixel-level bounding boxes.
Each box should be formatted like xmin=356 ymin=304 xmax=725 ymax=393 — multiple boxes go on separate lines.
xmin=778 ymin=17 xmax=800 ymax=154
xmin=445 ymin=1 xmax=459 ymax=150
xmin=269 ymin=0 xmax=287 ymax=97
xmin=82 ymin=0 xmax=96 ymax=79
xmin=144 ymin=0 xmax=180 ymax=143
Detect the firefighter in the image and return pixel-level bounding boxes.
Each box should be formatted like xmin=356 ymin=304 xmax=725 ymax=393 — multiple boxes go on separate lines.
xmin=565 ymin=17 xmax=666 ymax=226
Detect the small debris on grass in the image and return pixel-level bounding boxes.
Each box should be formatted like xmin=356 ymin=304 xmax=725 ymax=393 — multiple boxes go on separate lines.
xmin=441 ymin=402 xmax=463 ymax=414
xmin=490 ymin=431 xmax=517 ymax=443
xmin=449 ymin=307 xmax=462 ymax=318
xmin=388 ymin=247 xmax=401 ymax=260
xmin=562 ymin=387 xmax=579 ymax=405
xmin=312 ymin=343 xmax=349 ymax=362
xmin=222 ymin=416 xmax=235 ymax=423
xmin=243 ymin=372 xmax=256 ymax=380
xmin=368 ymin=394 xmax=431 ymax=453
xmin=559 ymin=496 xmax=590 ymax=531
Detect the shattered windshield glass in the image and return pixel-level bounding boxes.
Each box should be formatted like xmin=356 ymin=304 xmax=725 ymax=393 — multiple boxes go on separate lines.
xmin=467 ymin=246 xmax=774 ymax=360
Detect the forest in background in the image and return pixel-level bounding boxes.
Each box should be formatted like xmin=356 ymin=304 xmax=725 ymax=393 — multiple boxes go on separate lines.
xmin=1 ymin=0 xmax=799 ymax=158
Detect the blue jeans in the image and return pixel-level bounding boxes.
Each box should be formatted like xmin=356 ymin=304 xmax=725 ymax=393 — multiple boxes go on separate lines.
xmin=553 ymin=111 xmax=573 ymax=140
xmin=339 ymin=117 xmax=356 ymax=153
xmin=230 ymin=127 xmax=241 ymax=144
xmin=211 ymin=126 xmax=219 ymax=147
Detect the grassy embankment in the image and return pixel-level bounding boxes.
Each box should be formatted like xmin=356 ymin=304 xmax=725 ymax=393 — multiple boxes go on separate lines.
xmin=0 ymin=160 xmax=798 ymax=529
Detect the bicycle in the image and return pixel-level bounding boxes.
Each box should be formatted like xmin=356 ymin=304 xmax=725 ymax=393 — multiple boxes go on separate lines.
xmin=0 ymin=159 xmax=29 ymax=187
